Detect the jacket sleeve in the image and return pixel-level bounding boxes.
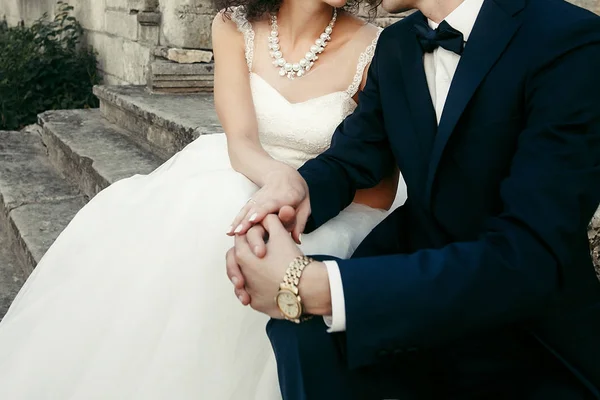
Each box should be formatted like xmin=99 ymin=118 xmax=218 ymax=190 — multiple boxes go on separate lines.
xmin=299 ymin=32 xmax=396 ymax=232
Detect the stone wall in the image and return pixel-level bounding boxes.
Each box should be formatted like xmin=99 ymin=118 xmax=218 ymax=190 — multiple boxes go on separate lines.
xmin=160 ymin=0 xmax=214 ymax=50
xmin=0 ymin=0 xmax=215 ymax=84
xmin=0 ymin=0 xmax=159 ymax=84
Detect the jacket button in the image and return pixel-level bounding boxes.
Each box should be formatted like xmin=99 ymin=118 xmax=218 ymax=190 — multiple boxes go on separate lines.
xmin=393 ymin=349 xmax=404 ymax=356
xmin=406 ymin=347 xmax=419 ymax=353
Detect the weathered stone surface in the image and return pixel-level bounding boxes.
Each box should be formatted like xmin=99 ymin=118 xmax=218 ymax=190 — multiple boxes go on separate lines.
xmin=106 ymin=0 xmax=150 ymax=10
xmin=94 ymin=85 xmax=222 ymax=159
xmin=151 ymin=59 xmax=214 ymax=76
xmin=10 ymin=198 xmax=85 ymax=275
xmin=39 ymin=110 xmax=163 ymax=199
xmin=86 ymin=31 xmax=152 ymax=85
xmin=0 ymin=222 xmax=25 ymax=320
xmin=73 ymin=0 xmax=107 ymax=32
xmin=159 ymin=0 xmax=216 ymax=49
xmin=167 ymin=48 xmax=213 ymax=64
xmin=153 ymin=80 xmax=213 ymax=88
xmin=138 ymin=22 xmax=160 ymax=45
xmin=137 ymin=10 xmax=161 ymax=25
xmin=148 ymin=60 xmax=214 ymax=92
xmin=105 ymin=9 xmax=139 ymax=41
xmin=588 ymin=208 xmax=600 ymax=279
xmin=0 ymin=131 xmax=86 ymax=274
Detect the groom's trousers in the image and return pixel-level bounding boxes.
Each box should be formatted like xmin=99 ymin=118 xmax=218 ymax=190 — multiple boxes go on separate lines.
xmin=267 ymin=234 xmax=594 ymax=400
xmin=267 ymin=317 xmax=594 ymax=399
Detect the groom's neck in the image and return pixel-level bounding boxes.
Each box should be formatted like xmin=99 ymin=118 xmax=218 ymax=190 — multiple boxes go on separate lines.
xmin=417 ymin=0 xmax=466 ymax=23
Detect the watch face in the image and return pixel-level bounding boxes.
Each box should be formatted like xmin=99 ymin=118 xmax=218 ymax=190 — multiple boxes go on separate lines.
xmin=276 ymin=290 xmax=301 ymax=319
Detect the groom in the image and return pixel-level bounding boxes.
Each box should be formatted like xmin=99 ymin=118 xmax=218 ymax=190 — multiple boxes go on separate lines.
xmin=227 ymin=0 xmax=600 ymax=398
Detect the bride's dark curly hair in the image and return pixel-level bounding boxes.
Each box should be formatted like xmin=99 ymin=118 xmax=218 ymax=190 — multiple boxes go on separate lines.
xmin=214 ymin=0 xmax=382 ymax=21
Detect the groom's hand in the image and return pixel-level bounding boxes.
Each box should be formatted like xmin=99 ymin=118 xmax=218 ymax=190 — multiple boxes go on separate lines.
xmin=225 ymin=223 xmax=273 ymax=306
xmin=228 ymin=167 xmax=311 ymax=244
xmin=234 ymin=215 xmax=302 ymax=317
xmin=233 ymin=215 xmax=332 ymax=317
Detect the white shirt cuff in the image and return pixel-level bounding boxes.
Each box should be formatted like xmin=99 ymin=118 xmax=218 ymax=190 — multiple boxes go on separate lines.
xmin=322 ymin=260 xmax=346 ymax=332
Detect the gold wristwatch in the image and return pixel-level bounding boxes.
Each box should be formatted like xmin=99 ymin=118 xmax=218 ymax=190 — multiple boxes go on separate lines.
xmin=275 ymin=255 xmax=314 ymax=323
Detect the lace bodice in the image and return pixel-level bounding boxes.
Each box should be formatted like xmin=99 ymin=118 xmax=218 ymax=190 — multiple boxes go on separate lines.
xmin=231 ymin=7 xmax=382 ymax=169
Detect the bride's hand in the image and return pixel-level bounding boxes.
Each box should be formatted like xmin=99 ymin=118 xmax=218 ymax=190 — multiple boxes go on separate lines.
xmin=228 ymin=167 xmax=311 ymax=244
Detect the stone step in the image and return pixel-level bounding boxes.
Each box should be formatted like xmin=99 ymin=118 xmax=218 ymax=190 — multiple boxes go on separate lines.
xmin=0 ymin=221 xmax=25 ymax=320
xmin=94 ymin=85 xmax=222 ymax=160
xmin=39 ymin=109 xmax=164 ymax=199
xmin=0 ymin=130 xmax=87 ymax=275
xmin=148 ymin=59 xmax=215 ymax=94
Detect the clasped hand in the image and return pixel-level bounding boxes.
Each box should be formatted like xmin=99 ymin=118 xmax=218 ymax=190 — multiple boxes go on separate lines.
xmin=226 ymin=214 xmax=303 ymax=318
xmin=227 ymin=166 xmax=311 ymax=243
xmin=224 ymin=167 xmax=306 ymax=315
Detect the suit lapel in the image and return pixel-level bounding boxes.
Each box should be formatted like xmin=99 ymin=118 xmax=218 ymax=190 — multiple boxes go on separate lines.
xmin=397 ymin=13 xmax=438 ymax=164
xmin=424 ymin=0 xmax=524 ymax=209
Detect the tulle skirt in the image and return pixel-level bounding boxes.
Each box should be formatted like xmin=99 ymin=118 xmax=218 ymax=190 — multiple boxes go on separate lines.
xmin=0 ymin=134 xmax=402 ymax=399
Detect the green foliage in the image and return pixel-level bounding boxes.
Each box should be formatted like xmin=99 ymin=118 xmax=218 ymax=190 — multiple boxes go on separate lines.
xmin=0 ymin=2 xmax=100 ymax=130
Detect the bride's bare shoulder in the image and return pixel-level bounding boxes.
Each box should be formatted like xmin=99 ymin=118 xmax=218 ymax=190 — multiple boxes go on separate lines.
xmin=211 ymin=9 xmax=246 ymax=45
xmin=211 ymin=8 xmax=270 ymax=43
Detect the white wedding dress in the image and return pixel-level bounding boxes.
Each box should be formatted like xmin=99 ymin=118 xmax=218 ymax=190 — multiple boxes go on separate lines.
xmin=0 ymin=10 xmax=406 ymax=400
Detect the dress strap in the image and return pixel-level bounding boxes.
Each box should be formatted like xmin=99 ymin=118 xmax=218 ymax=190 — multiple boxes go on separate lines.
xmin=231 ymin=7 xmax=255 ymax=71
xmin=345 ymin=27 xmax=383 ymax=97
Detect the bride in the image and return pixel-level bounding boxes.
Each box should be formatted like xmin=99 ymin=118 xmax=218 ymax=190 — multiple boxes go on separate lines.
xmin=0 ymin=0 xmax=405 ymax=398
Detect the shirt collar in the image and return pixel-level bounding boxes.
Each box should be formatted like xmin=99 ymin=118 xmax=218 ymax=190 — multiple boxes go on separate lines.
xmin=427 ymin=0 xmax=485 ymax=41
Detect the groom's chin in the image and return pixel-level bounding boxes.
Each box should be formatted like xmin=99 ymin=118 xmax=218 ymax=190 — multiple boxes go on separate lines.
xmin=380 ymin=2 xmax=416 ymax=14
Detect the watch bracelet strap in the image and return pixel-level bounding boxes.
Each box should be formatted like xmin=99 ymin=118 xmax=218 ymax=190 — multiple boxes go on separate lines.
xmin=283 ymin=255 xmax=314 ymax=287
xmin=285 ymin=255 xmax=315 ymax=321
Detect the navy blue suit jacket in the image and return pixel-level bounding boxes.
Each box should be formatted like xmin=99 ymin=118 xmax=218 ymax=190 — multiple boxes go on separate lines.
xmin=299 ymin=0 xmax=600 ymax=392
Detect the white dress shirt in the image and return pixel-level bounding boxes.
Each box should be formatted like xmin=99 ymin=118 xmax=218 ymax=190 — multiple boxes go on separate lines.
xmin=323 ymin=0 xmax=485 ymax=333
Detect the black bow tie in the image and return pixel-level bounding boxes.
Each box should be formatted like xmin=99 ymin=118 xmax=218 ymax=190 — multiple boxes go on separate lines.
xmin=413 ymin=20 xmax=465 ymax=55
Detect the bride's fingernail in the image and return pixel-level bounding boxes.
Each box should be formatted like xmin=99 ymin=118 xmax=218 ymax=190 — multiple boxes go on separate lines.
xmin=238 ymin=295 xmax=244 ymax=303
xmin=227 ymin=226 xmax=233 ymax=234
xmin=299 ymin=234 xmax=302 ymax=244
xmin=234 ymin=224 xmax=243 ymax=234
xmin=249 ymin=213 xmax=258 ymax=222
xmin=231 ymin=277 xmax=239 ymax=286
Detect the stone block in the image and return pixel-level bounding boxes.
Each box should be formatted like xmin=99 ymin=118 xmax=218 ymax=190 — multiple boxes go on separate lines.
xmin=39 ymin=109 xmax=163 ymax=199
xmin=106 ymin=0 xmax=150 ymax=11
xmin=94 ymin=85 xmax=222 ymax=158
xmin=102 ymin=73 xmax=130 ymax=85
xmin=72 ymin=0 xmax=106 ymax=32
xmin=139 ymin=23 xmax=160 ymax=45
xmin=137 ymin=10 xmax=161 ymax=25
xmin=0 ymin=221 xmax=25 ymax=320
xmin=105 ymin=9 xmax=138 ymax=41
xmin=10 ymin=198 xmax=87 ymax=275
xmin=167 ymin=48 xmax=213 ymax=64
xmin=86 ymin=31 xmax=152 ymax=85
xmin=154 ymin=46 xmax=169 ymax=58
xmin=0 ymin=131 xmax=86 ymax=274
xmin=160 ymin=0 xmax=216 ymax=49
xmin=123 ymin=40 xmax=152 ymax=84
xmin=148 ymin=60 xmax=214 ymax=93
xmin=151 ymin=59 xmax=214 ymax=75
xmin=0 ymin=0 xmax=21 ymax=22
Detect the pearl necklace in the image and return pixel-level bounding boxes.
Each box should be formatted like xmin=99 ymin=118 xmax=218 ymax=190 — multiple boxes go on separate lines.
xmin=268 ymin=8 xmax=337 ymax=79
